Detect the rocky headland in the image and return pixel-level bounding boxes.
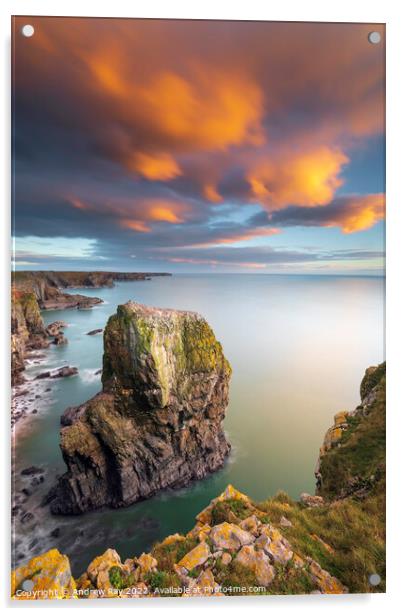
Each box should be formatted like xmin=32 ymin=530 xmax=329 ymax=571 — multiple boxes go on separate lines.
xmin=11 ymin=271 xmax=169 ymax=424
xmin=12 ymin=362 xmax=386 ymax=598
xmin=12 ymin=270 xmax=170 ymax=309
xmin=49 ymin=301 xmax=232 ymax=514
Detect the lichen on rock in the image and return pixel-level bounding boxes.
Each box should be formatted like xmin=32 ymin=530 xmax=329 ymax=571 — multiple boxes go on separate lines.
xmin=50 ymin=302 xmax=232 ymax=514
xmin=11 ymin=549 xmax=76 ymax=600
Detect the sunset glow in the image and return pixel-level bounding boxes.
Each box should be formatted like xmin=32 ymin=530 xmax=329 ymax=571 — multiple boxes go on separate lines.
xmin=12 ymin=17 xmax=385 ymax=274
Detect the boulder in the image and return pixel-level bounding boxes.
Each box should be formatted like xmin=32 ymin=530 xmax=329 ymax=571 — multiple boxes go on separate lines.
xmin=209 ymin=522 xmax=254 ymax=552
xmin=307 ymin=558 xmax=348 ymax=594
xmin=255 ymin=525 xmax=293 ymax=565
xmin=190 ymin=569 xmax=219 ymax=596
xmin=21 ymin=466 xmax=43 ymax=476
xmin=221 ymin=552 xmax=232 ymax=566
xmin=279 ymin=516 xmax=293 ymax=528
xmin=239 ymin=514 xmax=260 ymax=535
xmin=35 ymin=371 xmax=51 ymax=380
xmin=46 ymin=321 xmax=67 ymax=337
xmin=50 ymin=302 xmax=231 ymax=514
xmin=300 ymin=493 xmax=324 ymax=508
xmin=178 ymin=541 xmax=210 ymax=570
xmin=52 ymin=333 xmax=68 ymax=346
xmin=11 ymin=548 xmax=76 ymax=600
xmin=51 ymin=366 xmax=78 ymax=379
xmin=87 ymin=548 xmax=123 ymax=590
xmin=137 ymin=553 xmax=157 ymax=575
xmin=235 ymin=545 xmax=275 ymax=587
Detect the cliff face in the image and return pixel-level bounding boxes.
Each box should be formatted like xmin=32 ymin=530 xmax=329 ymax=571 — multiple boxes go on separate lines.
xmin=12 ymin=273 xmax=103 ymax=310
xmin=11 ymin=291 xmax=48 ymax=385
xmin=315 ymin=362 xmax=385 ymax=500
xmin=50 ymin=302 xmax=232 ymax=514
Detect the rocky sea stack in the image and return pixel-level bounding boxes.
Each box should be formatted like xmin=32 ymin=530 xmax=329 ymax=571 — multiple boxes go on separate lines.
xmin=50 ymin=302 xmax=232 ymax=514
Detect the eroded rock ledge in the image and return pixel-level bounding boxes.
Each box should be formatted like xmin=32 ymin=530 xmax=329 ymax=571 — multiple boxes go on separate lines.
xmin=12 ymin=486 xmax=348 ymax=600
xmin=50 ymin=302 xmax=232 ymax=514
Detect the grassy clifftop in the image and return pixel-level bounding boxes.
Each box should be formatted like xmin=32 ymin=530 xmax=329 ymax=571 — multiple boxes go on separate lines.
xmin=317 ymin=362 xmax=385 ymax=501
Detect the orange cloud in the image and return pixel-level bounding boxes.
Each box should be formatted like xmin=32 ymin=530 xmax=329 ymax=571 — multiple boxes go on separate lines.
xmin=121 ymin=219 xmax=151 ymax=233
xmin=248 ymin=147 xmax=349 ymax=210
xmin=13 ymin=17 xmax=385 ymax=248
xmin=270 ymin=193 xmax=385 ymax=233
xmin=204 ymin=184 xmax=223 ymax=203
xmin=136 ymin=71 xmax=265 ymax=151
xmin=70 ymin=198 xmax=90 ymax=211
xmin=128 ymin=152 xmax=182 ymax=180
xmin=186 ymin=227 xmax=280 ymax=248
xmin=149 ymin=204 xmax=184 ymax=224
xmin=88 ymin=55 xmax=126 ymax=96
xmin=333 ymin=194 xmax=384 ymax=233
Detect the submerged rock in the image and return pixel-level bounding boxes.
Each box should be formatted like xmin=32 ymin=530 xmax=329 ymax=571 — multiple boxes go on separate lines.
xmin=52 ymin=366 xmax=78 ymax=378
xmin=36 ymin=366 xmax=78 ymax=380
xmin=50 ymin=301 xmax=232 ymax=514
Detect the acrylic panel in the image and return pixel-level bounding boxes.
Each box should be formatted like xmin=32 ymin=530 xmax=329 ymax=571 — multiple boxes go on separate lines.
xmin=11 ymin=16 xmax=385 ymax=600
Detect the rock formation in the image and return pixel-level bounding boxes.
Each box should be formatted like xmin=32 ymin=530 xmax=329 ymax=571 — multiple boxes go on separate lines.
xmin=11 ymin=290 xmax=49 ymax=385
xmin=50 ymin=302 xmax=232 ymax=514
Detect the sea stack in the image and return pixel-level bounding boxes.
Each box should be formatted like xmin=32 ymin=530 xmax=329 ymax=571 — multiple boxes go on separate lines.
xmin=50 ymin=302 xmax=232 ymax=514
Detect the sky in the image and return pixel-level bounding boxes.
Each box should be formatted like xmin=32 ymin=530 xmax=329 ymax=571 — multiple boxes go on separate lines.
xmin=12 ymin=17 xmax=385 ymax=274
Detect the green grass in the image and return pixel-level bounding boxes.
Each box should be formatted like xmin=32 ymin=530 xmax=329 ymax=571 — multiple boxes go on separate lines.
xmin=150 ymin=536 xmax=198 ymax=573
xmin=108 ymin=565 xmax=136 ymax=590
xmin=318 ymin=371 xmax=385 ymax=500
xmin=210 ymin=498 xmax=252 ymax=525
xmin=215 ymin=561 xmax=262 ymax=595
xmin=256 ymin=490 xmax=385 ymax=593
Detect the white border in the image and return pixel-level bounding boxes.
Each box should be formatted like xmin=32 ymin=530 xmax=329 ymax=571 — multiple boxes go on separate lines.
xmin=1 ymin=1 xmax=401 ymax=613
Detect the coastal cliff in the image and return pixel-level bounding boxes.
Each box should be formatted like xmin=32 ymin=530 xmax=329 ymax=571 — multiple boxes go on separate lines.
xmin=315 ymin=362 xmax=385 ymax=500
xmin=50 ymin=302 xmax=232 ymax=514
xmin=12 ymin=362 xmax=386 ymax=598
xmin=12 ymin=271 xmax=170 ymax=309
xmin=11 ymin=290 xmax=48 ymax=385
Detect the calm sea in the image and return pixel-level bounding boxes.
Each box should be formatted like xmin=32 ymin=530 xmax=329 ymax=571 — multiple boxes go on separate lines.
xmin=12 ymin=274 xmax=385 ymax=574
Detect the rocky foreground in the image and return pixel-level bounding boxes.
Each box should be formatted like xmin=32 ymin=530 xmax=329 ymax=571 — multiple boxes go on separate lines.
xmin=49 ymin=302 xmax=232 ymax=514
xmin=12 ymin=362 xmax=385 ymax=599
